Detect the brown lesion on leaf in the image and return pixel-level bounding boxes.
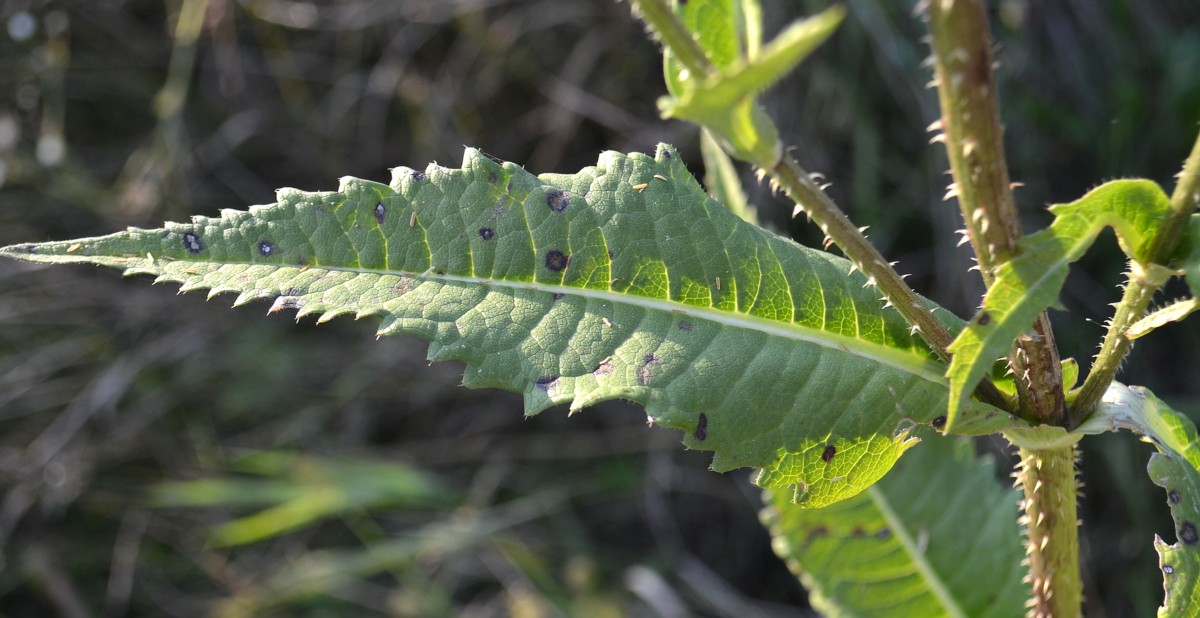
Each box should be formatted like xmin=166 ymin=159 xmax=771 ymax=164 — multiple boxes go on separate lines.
xmin=636 ymin=353 xmax=661 ymax=385
xmin=1179 ymin=522 xmax=1198 ymax=545
xmin=392 ymin=277 xmax=419 ymax=296
xmin=269 ymin=296 xmax=303 ymax=313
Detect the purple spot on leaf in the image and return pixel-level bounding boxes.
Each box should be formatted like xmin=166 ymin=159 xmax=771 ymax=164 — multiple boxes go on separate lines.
xmin=182 ymin=233 xmax=204 ymax=254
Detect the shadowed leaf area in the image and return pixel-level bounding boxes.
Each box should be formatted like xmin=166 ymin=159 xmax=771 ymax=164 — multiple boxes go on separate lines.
xmin=763 ymin=433 xmax=1028 ymax=618
xmin=1 ymin=145 xmax=1019 ymax=508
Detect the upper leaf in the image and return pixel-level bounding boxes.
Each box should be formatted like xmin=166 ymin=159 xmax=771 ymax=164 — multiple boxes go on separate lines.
xmin=1076 ymin=383 xmax=1200 ymax=616
xmin=0 ymin=145 xmax=1019 ymax=507
xmin=945 ymin=180 xmax=1172 ymax=430
xmin=762 ymin=432 xmax=1028 ymax=617
xmin=658 ymin=4 xmax=844 ymax=166
xmin=1128 ymin=215 xmax=1200 ymax=339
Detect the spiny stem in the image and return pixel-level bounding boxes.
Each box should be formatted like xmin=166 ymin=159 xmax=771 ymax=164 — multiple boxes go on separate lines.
xmin=924 ymin=1 xmax=1077 ymax=614
xmin=772 ymin=156 xmax=1010 ymax=409
xmin=1072 ymin=128 xmax=1200 ymax=419
xmin=924 ymin=0 xmax=1064 ymax=427
xmin=1018 ymin=445 xmax=1081 ymax=618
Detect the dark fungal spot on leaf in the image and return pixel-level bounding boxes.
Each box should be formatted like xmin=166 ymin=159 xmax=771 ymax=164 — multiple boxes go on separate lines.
xmin=678 ymin=320 xmax=693 ymax=332
xmin=487 ymin=171 xmax=498 ymax=185
xmin=479 ymin=227 xmax=495 ymax=240
xmin=662 ymin=149 xmax=673 ymax=158
xmin=593 ymin=358 xmax=613 ymax=375
xmin=1180 ymin=522 xmax=1198 ymax=545
xmin=182 ymin=232 xmax=204 ymax=254
xmin=374 ymin=203 xmax=386 ymax=224
xmin=850 ymin=526 xmax=866 ymax=537
xmin=877 ymin=528 xmax=892 ymax=540
xmin=258 ymin=240 xmax=275 ymax=257
xmin=535 ymin=375 xmax=558 ymax=391
xmin=544 ymin=250 xmax=569 ymax=272
xmin=547 ymin=189 xmax=569 ymax=212
xmin=1164 ymin=565 xmax=1175 ymax=575
xmin=411 ymin=170 xmax=426 ymax=181
xmin=932 ymin=415 xmax=947 ymax=429
xmin=607 ymin=250 xmax=614 ymax=259
xmin=821 ymin=444 xmax=837 ymax=463
xmin=978 ymin=311 xmax=991 ymax=326
xmin=694 ymin=413 xmax=708 ymax=441
xmin=553 ymin=293 xmax=565 ymax=300
xmin=637 ymin=354 xmax=661 ymax=385
xmin=1170 ymin=490 xmax=1182 ymax=505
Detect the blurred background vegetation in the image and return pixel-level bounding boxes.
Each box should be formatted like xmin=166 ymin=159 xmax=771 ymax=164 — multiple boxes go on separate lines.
xmin=0 ymin=0 xmax=1197 ymax=616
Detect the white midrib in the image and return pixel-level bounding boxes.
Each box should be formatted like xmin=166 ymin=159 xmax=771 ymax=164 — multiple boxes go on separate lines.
xmin=867 ymin=484 xmax=967 ymax=618
xmin=166 ymin=260 xmax=950 ymax=384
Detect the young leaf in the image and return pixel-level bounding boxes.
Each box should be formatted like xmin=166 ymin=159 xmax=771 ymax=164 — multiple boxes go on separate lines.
xmin=662 ymin=0 xmax=742 ymax=98
xmin=1075 ymin=383 xmax=1200 ymax=616
xmin=0 ymin=145 xmax=1020 ymax=508
xmin=658 ymin=5 xmax=845 ymax=166
xmin=1128 ymin=215 xmax=1200 ymax=339
xmin=762 ymin=433 xmax=1028 ymax=617
xmin=945 ymin=180 xmax=1171 ymax=430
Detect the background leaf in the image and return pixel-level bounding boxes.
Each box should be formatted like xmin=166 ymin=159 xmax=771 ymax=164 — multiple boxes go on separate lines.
xmin=1 ymin=145 xmax=1019 ymax=508
xmin=762 ymin=432 xmax=1028 ymax=617
xmin=150 ymin=451 xmax=453 ymax=547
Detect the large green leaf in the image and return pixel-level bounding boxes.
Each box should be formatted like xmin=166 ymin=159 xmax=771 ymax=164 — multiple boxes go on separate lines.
xmin=1076 ymin=383 xmax=1200 ymax=616
xmin=762 ymin=433 xmax=1028 ymax=617
xmin=0 ymin=145 xmax=1019 ymax=507
xmin=945 ymin=180 xmax=1171 ymax=430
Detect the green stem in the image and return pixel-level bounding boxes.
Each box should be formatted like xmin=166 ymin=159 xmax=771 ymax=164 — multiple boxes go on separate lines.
xmin=1018 ymin=445 xmax=1081 ymax=618
xmin=626 ymin=0 xmax=713 ymax=78
xmin=924 ymin=2 xmax=1077 ymax=614
xmin=924 ymin=0 xmax=1064 ymax=427
xmin=1072 ymin=128 xmax=1200 ymax=419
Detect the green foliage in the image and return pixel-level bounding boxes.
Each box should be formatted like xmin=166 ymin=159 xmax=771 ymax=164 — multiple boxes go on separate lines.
xmin=762 ymin=433 xmax=1028 ymax=617
xmin=1076 ymin=383 xmax=1200 ymax=617
xmin=0 ymin=146 xmax=1021 ymax=509
xmin=945 ymin=180 xmax=1172 ymax=429
xmin=150 ymin=451 xmax=453 ymax=546
xmin=700 ymin=128 xmax=756 ymax=225
xmin=1130 ymin=216 xmax=1200 ymax=339
xmin=3 ymin=1 xmax=1198 ymax=615
xmin=658 ymin=1 xmax=844 ymax=165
